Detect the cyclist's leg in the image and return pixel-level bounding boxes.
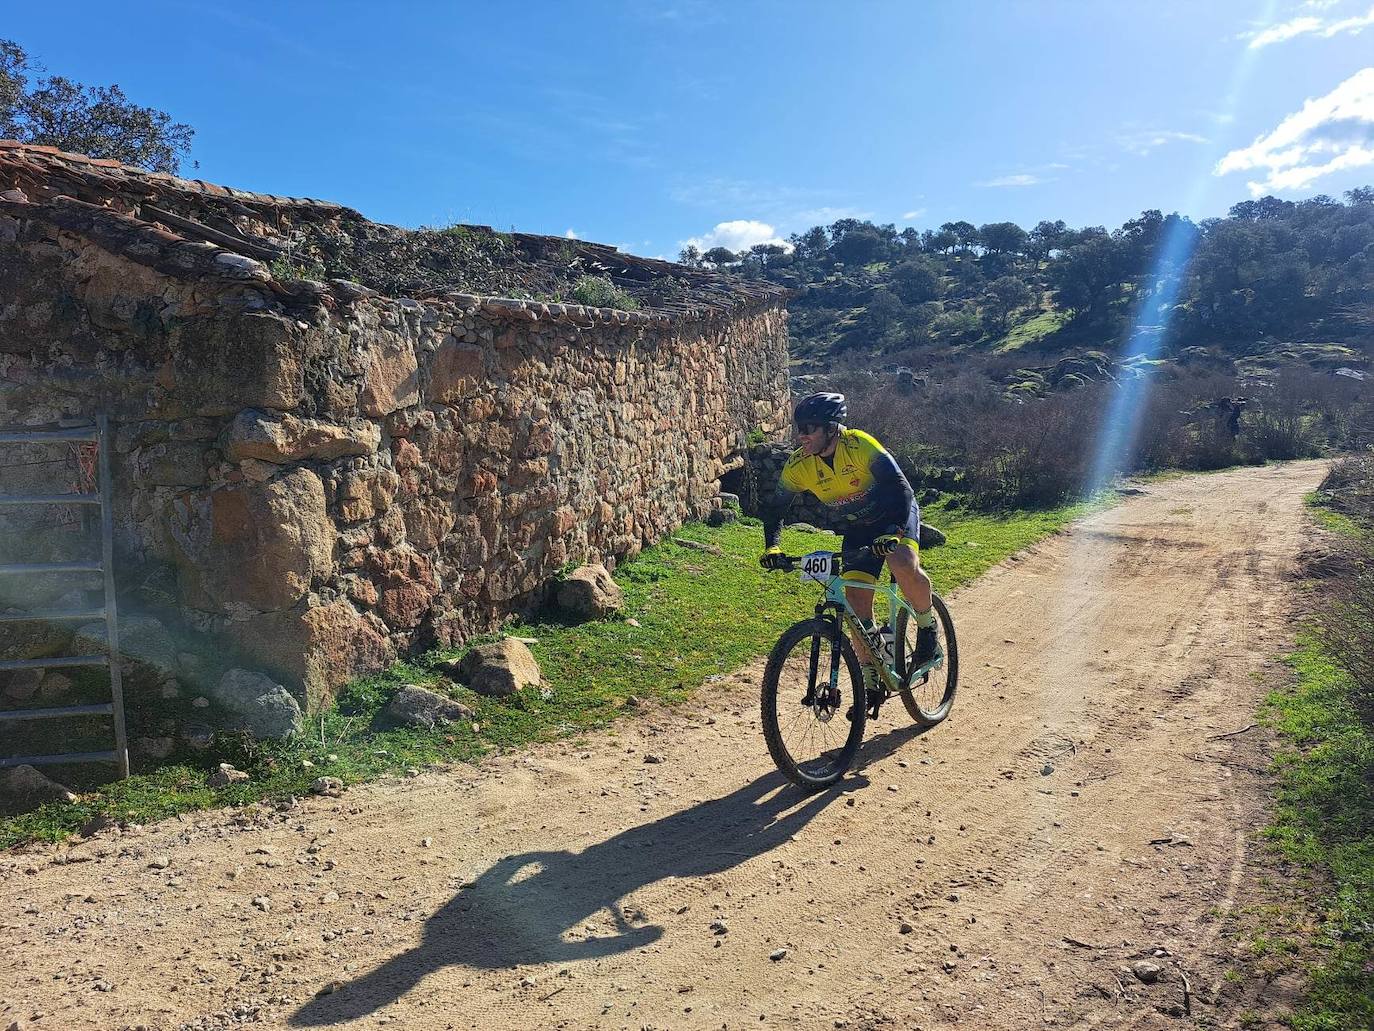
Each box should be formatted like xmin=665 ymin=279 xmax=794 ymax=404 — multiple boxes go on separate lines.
xmin=886 ymin=509 xmax=932 ymax=613
xmin=840 ymin=532 xmax=883 ymax=667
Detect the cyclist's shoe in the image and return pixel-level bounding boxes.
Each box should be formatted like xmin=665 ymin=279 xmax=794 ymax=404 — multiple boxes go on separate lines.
xmin=914 ymin=624 xmax=939 ymax=667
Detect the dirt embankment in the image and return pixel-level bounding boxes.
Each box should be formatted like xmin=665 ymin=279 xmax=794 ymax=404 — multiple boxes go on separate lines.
xmin=0 ymin=461 xmax=1327 ymax=1031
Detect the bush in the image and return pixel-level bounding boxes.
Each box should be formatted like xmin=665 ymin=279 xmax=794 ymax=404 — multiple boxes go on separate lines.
xmin=569 ymin=275 xmax=639 ymax=311
xmin=1317 ymin=452 xmax=1374 ymax=729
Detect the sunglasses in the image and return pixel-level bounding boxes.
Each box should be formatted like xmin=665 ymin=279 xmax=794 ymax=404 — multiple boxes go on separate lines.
xmin=797 ymin=423 xmax=825 ymax=435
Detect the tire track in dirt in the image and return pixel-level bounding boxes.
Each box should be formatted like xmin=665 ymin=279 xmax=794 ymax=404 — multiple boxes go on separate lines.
xmin=0 ymin=461 xmax=1325 ymax=1031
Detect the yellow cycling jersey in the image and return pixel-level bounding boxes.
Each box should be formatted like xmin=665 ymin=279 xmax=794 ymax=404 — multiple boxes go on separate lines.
xmin=779 ymin=428 xmax=891 ymax=516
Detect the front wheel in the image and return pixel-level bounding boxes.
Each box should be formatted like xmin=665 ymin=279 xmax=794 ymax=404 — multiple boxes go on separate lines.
xmin=760 ymin=617 xmax=866 ymax=790
xmin=895 ymin=593 xmax=959 ymax=727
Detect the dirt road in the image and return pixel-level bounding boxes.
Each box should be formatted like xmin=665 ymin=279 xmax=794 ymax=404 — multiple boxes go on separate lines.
xmin=0 ymin=461 xmax=1327 ymax=1031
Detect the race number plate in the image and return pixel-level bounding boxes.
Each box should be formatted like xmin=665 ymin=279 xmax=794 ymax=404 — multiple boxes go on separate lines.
xmin=800 ymin=551 xmax=833 ymax=583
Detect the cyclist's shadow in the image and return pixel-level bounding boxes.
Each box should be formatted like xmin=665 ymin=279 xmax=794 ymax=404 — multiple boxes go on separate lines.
xmin=289 ymin=768 xmax=857 ymax=1027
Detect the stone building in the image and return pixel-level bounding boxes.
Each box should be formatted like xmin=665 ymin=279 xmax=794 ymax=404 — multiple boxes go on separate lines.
xmin=0 ymin=142 xmax=790 ymax=728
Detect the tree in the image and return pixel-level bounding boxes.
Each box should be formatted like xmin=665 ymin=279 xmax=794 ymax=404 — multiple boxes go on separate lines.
xmin=830 ymin=224 xmax=890 ymax=266
xmin=702 ymin=246 xmax=738 ymax=267
xmin=983 ymin=275 xmax=1034 ymax=332
xmin=978 ymin=221 xmax=1028 ymax=256
xmin=928 ymin=226 xmax=957 ymax=254
xmin=1028 ymin=219 xmax=1069 ymax=261
xmin=789 ymin=225 xmax=829 ymax=263
xmin=0 ymin=39 xmax=192 ymax=172
xmin=890 ymin=258 xmax=943 ymax=305
xmin=1048 ymin=235 xmax=1123 ymax=320
xmin=677 ymin=244 xmax=703 ymax=267
xmin=942 ymin=220 xmax=979 ymax=252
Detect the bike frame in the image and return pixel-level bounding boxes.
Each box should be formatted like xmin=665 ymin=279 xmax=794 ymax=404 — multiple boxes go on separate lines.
xmin=807 ymin=560 xmax=930 ymax=694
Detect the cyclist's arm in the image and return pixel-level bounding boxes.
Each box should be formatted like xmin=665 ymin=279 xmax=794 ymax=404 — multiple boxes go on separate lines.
xmin=761 ymin=478 xmax=801 ymax=549
xmin=867 ymin=447 xmax=915 ymax=533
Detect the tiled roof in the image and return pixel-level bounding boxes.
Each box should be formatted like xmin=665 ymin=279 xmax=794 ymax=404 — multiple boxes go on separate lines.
xmin=0 ymin=142 xmax=788 ymax=314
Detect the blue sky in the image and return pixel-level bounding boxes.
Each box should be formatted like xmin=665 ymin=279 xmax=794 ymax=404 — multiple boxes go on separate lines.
xmin=8 ymin=1 xmax=1374 ymax=258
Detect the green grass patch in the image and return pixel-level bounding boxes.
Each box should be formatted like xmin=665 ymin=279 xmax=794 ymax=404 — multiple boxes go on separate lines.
xmin=994 ymin=309 xmax=1068 ymax=353
xmin=1305 ymin=490 xmax=1363 ymax=539
xmin=1261 ymin=632 xmax=1374 ymax=1030
xmin=2 ymin=500 xmax=1092 ymax=850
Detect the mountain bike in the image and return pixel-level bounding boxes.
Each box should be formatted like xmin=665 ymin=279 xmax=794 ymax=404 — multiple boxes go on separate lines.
xmin=759 ymin=547 xmax=958 ymax=790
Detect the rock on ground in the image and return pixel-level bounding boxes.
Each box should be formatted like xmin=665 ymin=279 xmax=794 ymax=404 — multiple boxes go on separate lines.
xmin=555 ymin=564 xmax=623 ymax=619
xmin=451 ymin=638 xmax=542 ymax=698
xmin=209 ymin=668 xmax=303 ymax=740
xmin=384 ymin=684 xmax=475 ymax=727
xmin=0 ymin=765 xmax=76 ymax=804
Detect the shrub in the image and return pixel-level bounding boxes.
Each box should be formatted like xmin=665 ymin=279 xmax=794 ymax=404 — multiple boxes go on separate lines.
xmin=1316 ymin=452 xmax=1374 ymax=729
xmin=569 ymin=275 xmax=639 ymax=311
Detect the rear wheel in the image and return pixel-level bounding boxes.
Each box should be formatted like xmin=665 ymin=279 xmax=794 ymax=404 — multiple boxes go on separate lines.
xmin=895 ymin=593 xmax=959 ymax=727
xmin=760 ymin=617 xmax=866 ymax=790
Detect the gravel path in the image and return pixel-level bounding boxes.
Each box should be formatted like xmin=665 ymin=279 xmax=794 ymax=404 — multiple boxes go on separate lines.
xmin=0 ymin=460 xmax=1326 ymax=1031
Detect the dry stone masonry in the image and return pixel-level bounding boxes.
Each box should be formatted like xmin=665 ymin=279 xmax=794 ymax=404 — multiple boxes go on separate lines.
xmin=0 ymin=142 xmax=790 ymax=731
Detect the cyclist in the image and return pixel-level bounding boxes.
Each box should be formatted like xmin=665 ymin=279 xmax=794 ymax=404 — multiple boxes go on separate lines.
xmin=758 ymin=392 xmax=937 ymax=715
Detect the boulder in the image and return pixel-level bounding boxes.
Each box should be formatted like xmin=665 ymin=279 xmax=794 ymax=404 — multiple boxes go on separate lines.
xmin=228 ymin=599 xmax=395 ymax=714
xmin=0 ymin=765 xmax=76 ymax=804
xmin=451 ymin=638 xmax=541 ymax=698
xmin=224 ymin=409 xmax=380 ymax=464
xmin=209 ymin=668 xmax=303 ymax=740
xmin=556 ymin=564 xmax=623 ymax=619
xmin=165 ymin=469 xmax=334 ymax=612
xmin=384 ymin=684 xmax=474 ymax=728
xmin=917 ymin=522 xmax=947 ymax=549
xmin=706 ymin=507 xmax=738 ymax=527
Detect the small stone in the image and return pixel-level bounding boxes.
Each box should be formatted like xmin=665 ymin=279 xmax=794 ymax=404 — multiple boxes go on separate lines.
xmin=769 ymin=948 xmax=788 ymax=961
xmin=710 ymin=920 xmax=729 ymax=935
xmin=192 ymin=696 xmax=210 ymax=708
xmin=1130 ymin=959 xmax=1163 ymax=983
xmin=899 ymin=921 xmax=915 ymax=934
xmin=316 ymin=980 xmax=345 ymax=996
xmin=208 ymin=763 xmax=250 ymax=788
xmin=1041 ymin=763 xmax=1054 ymax=776
xmin=946 ymin=893 xmax=960 ymax=902
xmin=420 ymin=837 xmax=432 ymax=848
xmin=252 ymin=895 xmax=271 ymax=912
xmin=311 ymin=777 xmax=344 ymax=797
xmin=887 ymin=784 xmax=899 ymax=793
xmin=301 ymin=759 xmax=314 ymax=769
xmin=643 ymin=754 xmax=664 ymax=764
xmin=148 ymin=855 xmax=171 ymax=870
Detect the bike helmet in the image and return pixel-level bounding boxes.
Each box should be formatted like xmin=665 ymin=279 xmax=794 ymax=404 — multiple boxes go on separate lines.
xmin=793 ymin=392 xmax=847 ymax=427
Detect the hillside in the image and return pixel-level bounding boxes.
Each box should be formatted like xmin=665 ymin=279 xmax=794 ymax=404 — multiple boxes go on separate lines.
xmin=682 ymin=190 xmax=1374 ymax=399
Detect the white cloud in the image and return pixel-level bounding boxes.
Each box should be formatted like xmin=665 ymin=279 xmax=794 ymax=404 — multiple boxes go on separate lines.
xmin=680 ymin=219 xmax=791 ymax=254
xmin=1246 ymin=2 xmax=1374 ymax=48
xmin=901 ymin=208 xmax=927 ymax=221
xmin=564 ymin=228 xmax=578 ymax=239
xmin=975 ymin=173 xmax=1043 ymax=188
xmin=1215 ymin=67 xmax=1374 ymax=194
xmin=1117 ymin=129 xmax=1210 ymax=155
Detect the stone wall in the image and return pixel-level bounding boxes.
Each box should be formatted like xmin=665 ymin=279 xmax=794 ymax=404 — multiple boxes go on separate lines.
xmin=0 ymin=190 xmax=790 ymax=715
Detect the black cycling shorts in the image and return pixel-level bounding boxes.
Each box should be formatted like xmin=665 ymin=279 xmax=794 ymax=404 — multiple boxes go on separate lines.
xmin=840 ymin=507 xmax=921 ymax=583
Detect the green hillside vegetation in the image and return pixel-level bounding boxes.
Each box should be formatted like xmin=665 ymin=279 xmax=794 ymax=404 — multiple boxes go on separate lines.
xmin=682 ymin=193 xmax=1374 ymax=388
xmin=688 ymin=192 xmax=1374 ymax=508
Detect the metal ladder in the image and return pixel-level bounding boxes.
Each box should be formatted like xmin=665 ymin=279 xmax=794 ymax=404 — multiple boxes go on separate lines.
xmin=0 ymin=415 xmax=129 ymax=778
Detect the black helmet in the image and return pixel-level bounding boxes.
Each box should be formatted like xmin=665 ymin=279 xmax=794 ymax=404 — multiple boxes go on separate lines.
xmin=793 ymin=392 xmax=847 ymax=427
